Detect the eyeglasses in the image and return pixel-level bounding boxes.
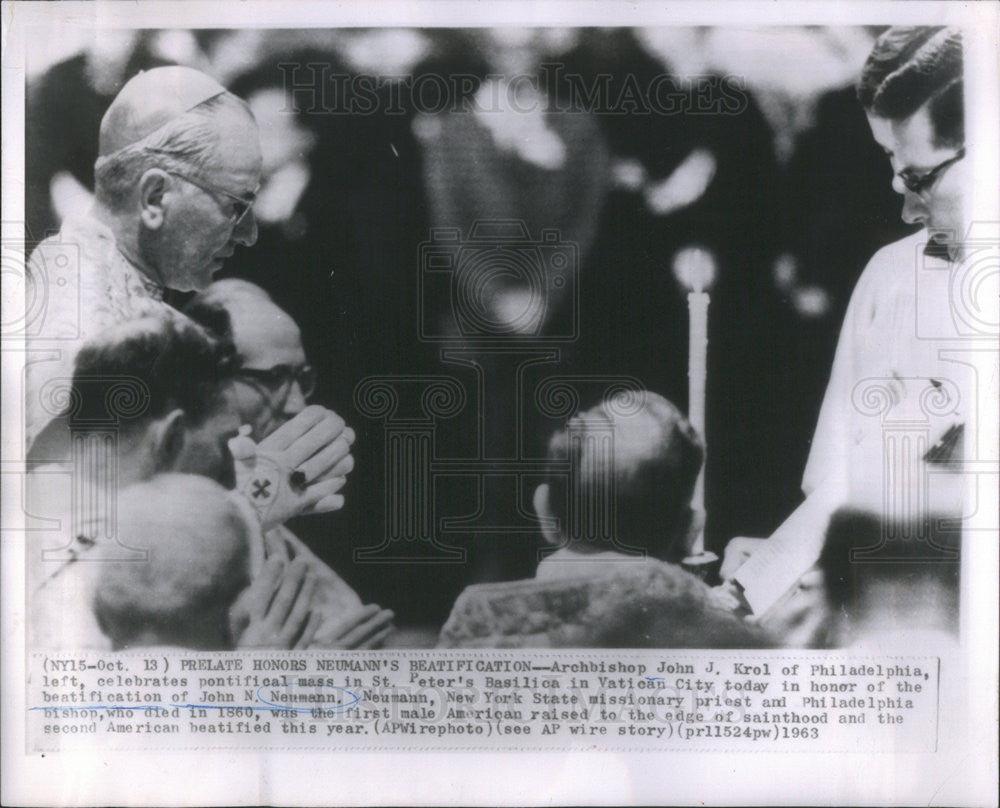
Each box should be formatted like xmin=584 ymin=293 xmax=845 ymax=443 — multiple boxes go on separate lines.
xmin=167 ymin=170 xmax=259 ymax=227
xmin=234 ymin=364 xmax=316 ymax=407
xmin=898 ymin=147 xmax=965 ymax=195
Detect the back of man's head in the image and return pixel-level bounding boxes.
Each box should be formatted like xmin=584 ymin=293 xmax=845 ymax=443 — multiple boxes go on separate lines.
xmin=74 ymin=312 xmax=233 ymax=426
xmin=28 ymin=313 xmax=234 ymax=470
xmin=542 ymin=391 xmax=703 ymax=562
xmin=93 ymin=473 xmax=253 ymax=650
xmin=818 ymin=509 xmax=960 ymax=647
xmin=857 ymin=26 xmax=963 ymax=148
xmin=183 ymin=278 xmax=276 ymax=349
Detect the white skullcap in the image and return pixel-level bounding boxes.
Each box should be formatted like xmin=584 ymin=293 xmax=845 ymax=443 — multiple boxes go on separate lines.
xmin=98 ymin=65 xmax=227 ymax=157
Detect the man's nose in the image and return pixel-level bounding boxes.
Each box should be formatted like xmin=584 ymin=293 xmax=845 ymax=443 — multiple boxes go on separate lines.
xmin=891 ymin=173 xmax=928 ymax=224
xmin=899 ymin=188 xmax=929 ymax=225
xmin=283 ymin=381 xmax=307 ymax=417
xmin=233 ymin=211 xmax=258 ymax=247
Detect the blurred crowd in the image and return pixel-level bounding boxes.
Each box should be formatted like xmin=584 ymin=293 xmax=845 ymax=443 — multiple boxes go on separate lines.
xmin=25 ymin=26 xmax=923 ymax=639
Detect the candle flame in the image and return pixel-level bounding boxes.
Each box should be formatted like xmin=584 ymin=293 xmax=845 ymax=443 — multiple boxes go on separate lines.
xmin=672 ymin=246 xmax=717 ymax=293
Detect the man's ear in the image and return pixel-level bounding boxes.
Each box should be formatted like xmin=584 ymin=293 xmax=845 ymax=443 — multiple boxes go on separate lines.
xmin=137 ymin=168 xmax=171 ymax=230
xmin=150 ymin=408 xmax=187 ymax=472
xmin=532 ymin=483 xmax=562 ymax=546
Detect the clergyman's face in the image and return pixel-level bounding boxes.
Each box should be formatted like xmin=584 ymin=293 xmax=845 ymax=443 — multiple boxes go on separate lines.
xmin=155 ymin=109 xmax=263 ymax=291
xmin=230 ymin=301 xmax=309 ymax=442
xmin=867 ymin=104 xmax=968 ymax=259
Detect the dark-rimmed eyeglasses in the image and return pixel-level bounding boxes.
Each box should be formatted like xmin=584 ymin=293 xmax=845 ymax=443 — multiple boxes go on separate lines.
xmin=234 ymin=364 xmax=316 ymax=407
xmin=167 ymin=170 xmax=259 ymax=227
xmin=898 ymin=147 xmax=965 ymax=195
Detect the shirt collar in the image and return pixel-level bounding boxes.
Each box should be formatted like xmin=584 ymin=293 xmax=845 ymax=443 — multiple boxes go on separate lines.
xmin=923 ymin=238 xmax=952 ymax=261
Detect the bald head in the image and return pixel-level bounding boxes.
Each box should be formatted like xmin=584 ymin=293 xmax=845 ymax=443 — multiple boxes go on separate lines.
xmin=185 ymin=277 xmax=287 ymax=331
xmin=92 ymin=474 xmax=253 ymax=650
xmin=184 ymin=279 xmax=303 ymax=365
xmin=225 ymin=288 xmax=302 ymax=366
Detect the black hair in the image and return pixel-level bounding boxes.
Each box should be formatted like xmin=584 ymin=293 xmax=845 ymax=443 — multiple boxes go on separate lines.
xmin=182 ymin=294 xmax=236 ymax=347
xmin=857 ymin=26 xmax=963 ymax=148
xmin=67 ymin=313 xmax=235 ymax=432
xmin=819 ymin=508 xmax=960 ymax=629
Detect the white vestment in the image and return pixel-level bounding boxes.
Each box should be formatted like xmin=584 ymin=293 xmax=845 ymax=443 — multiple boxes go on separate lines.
xmin=803 ymin=229 xmax=969 ymax=507
xmin=25 ymin=213 xmax=173 ymax=448
xmin=735 ymin=230 xmax=970 ymax=616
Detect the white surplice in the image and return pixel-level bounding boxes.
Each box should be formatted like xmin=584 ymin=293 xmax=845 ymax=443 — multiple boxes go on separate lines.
xmin=803 ymin=228 xmax=969 ymax=504
xmin=25 ymin=213 xmax=174 ymax=449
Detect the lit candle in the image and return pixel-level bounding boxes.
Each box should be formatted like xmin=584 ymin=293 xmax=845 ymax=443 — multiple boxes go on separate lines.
xmin=673 ymin=247 xmax=716 ymax=562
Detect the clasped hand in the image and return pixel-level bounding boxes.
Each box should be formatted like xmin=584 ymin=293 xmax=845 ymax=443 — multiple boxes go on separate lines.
xmin=230 ymin=405 xmax=355 ymax=531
